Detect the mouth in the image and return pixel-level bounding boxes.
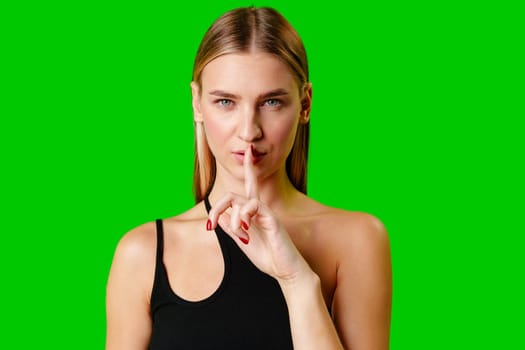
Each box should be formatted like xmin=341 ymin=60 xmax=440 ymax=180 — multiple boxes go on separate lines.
xmin=232 ymin=148 xmax=267 ymax=164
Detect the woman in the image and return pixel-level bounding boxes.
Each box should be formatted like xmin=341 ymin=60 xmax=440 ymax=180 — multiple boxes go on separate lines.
xmin=106 ymin=6 xmax=391 ymax=350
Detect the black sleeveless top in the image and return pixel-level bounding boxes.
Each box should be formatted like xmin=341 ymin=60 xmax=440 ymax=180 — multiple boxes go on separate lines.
xmin=148 ymin=197 xmax=294 ymax=349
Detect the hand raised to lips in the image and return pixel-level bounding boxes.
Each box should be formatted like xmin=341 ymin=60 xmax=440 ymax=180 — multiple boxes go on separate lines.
xmin=208 ymin=144 xmax=259 ymax=243
xmin=207 ymin=144 xmax=309 ymax=281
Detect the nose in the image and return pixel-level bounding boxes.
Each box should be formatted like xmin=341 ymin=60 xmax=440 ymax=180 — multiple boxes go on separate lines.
xmin=238 ymin=107 xmax=263 ymax=142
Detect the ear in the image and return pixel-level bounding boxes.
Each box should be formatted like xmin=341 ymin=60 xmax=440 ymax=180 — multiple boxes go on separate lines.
xmin=190 ymin=81 xmax=203 ymax=122
xmin=300 ymin=82 xmax=312 ymax=124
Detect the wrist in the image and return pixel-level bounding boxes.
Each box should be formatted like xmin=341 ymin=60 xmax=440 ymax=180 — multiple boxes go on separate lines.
xmin=277 ymin=265 xmax=321 ymax=296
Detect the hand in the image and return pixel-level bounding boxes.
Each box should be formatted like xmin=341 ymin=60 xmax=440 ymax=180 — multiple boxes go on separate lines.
xmin=207 ymin=145 xmax=310 ymax=282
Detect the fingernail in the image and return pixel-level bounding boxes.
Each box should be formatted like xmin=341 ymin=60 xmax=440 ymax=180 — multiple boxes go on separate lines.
xmin=239 ymin=237 xmax=249 ymax=245
xmin=206 ymin=219 xmax=212 ymax=231
xmin=241 ymin=221 xmax=249 ymax=230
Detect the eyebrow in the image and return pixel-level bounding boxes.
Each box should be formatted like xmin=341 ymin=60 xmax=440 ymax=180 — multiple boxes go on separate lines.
xmin=208 ymin=88 xmax=290 ymax=99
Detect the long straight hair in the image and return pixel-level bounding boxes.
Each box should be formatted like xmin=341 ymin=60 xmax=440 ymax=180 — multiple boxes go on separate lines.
xmin=192 ymin=7 xmax=310 ymax=202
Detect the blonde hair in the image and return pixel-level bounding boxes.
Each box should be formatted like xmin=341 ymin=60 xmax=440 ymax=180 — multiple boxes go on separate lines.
xmin=192 ymin=6 xmax=310 ymax=202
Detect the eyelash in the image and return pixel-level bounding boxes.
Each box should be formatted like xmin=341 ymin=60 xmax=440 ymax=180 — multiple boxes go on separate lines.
xmin=262 ymin=99 xmax=282 ymax=107
xmin=213 ymin=99 xmax=283 ymax=108
xmin=216 ymin=99 xmax=233 ymax=107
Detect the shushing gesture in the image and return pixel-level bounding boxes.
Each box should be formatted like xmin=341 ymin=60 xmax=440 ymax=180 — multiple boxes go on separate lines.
xmin=207 ymin=145 xmax=310 ymax=283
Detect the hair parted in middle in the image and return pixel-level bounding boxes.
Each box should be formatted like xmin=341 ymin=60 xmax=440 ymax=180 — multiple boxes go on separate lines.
xmin=192 ymin=6 xmax=310 ymax=202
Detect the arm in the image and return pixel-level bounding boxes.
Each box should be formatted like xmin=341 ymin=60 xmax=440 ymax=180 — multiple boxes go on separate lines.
xmin=106 ymin=224 xmax=155 ymax=350
xmin=209 ymin=210 xmax=391 ymax=350
xmin=279 ymin=213 xmax=391 ymax=350
xmin=332 ymin=214 xmax=392 ymax=349
xmin=279 ymin=268 xmax=344 ymax=350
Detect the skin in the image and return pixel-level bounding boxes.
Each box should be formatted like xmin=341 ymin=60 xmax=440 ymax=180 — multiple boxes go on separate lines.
xmin=106 ymin=52 xmax=392 ymax=349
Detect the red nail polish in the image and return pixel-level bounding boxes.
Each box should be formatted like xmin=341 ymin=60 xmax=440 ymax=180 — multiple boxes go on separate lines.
xmin=239 ymin=237 xmax=249 ymax=245
xmin=241 ymin=221 xmax=249 ymax=230
xmin=206 ymin=219 xmax=212 ymax=231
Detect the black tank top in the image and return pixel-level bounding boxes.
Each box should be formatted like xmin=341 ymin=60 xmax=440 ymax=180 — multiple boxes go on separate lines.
xmin=148 ymin=197 xmax=294 ymax=349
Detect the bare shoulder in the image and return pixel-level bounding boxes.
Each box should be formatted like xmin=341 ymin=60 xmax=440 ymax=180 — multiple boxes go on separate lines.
xmin=108 ymin=221 xmax=159 ymax=301
xmin=113 ymin=202 xmax=206 ymax=266
xmin=304 ymin=196 xmax=387 ymax=236
xmin=113 ymin=221 xmax=157 ymax=268
xmin=303 ymin=198 xmax=390 ymax=258
xmin=333 ymin=209 xmax=390 ymax=271
xmin=108 ymin=204 xmax=205 ymax=300
xmin=313 ymin=202 xmax=392 ymax=304
xmin=333 ymin=209 xmax=389 ymax=248
xmin=106 ymin=223 xmax=160 ymax=348
xmin=306 ymin=201 xmax=392 ymax=348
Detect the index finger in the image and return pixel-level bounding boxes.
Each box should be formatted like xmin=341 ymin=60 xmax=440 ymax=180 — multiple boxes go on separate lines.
xmin=244 ymin=144 xmax=259 ymax=199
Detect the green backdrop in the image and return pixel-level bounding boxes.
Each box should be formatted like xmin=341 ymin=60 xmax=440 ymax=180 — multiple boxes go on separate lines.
xmin=1 ymin=0 xmax=523 ymax=348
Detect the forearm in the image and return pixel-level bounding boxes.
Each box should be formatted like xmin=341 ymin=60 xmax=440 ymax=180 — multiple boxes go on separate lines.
xmin=279 ymin=270 xmax=344 ymax=350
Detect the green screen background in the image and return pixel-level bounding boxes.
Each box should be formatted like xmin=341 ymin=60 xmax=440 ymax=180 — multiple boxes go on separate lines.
xmin=1 ymin=0 xmax=523 ymax=348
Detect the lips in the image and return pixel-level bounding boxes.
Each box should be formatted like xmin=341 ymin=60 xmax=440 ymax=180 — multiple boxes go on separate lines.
xmin=232 ymin=147 xmax=267 ymax=164
xmin=251 ymin=148 xmax=266 ymax=157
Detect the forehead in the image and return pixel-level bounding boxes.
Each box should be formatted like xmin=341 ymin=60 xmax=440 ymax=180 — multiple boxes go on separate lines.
xmin=200 ymin=52 xmax=298 ymax=94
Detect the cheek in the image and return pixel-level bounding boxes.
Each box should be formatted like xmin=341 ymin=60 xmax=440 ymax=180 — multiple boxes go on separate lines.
xmin=269 ymin=115 xmax=300 ymax=152
xmin=203 ymin=121 xmax=224 ymax=152
xmin=201 ymin=109 xmax=234 ymax=152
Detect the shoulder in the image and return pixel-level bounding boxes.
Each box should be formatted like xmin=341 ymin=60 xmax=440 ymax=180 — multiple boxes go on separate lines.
xmin=303 ymin=196 xmax=387 ymax=240
xmin=113 ymin=203 xmax=205 ymax=264
xmin=341 ymin=211 xmax=388 ymax=255
xmin=334 ymin=209 xmax=388 ymax=248
xmin=320 ymin=207 xmax=391 ymax=287
xmin=113 ymin=202 xmax=208 ymax=266
xmin=114 ymin=221 xmax=157 ymax=261
xmin=109 ymin=221 xmax=158 ymax=288
xmin=106 ymin=221 xmax=162 ymax=347
xmin=305 ymin=199 xmax=390 ymax=261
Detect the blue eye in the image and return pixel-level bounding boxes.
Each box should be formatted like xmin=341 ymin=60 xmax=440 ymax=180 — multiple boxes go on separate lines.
xmin=216 ymin=99 xmax=233 ymax=107
xmin=264 ymin=99 xmax=281 ymax=107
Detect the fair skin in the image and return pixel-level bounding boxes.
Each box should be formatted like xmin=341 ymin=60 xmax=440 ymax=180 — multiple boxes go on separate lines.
xmin=106 ymin=52 xmax=391 ymax=349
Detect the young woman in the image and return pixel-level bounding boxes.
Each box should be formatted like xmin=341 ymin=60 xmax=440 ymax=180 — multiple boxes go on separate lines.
xmin=106 ymin=6 xmax=391 ymax=350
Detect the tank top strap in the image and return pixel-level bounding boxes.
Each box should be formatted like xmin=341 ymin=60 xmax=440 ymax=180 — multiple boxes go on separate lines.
xmin=204 ymin=195 xmax=212 ymax=212
xmin=204 ymin=196 xmax=229 ymax=246
xmin=204 ymin=195 xmax=233 ymax=274
xmin=150 ymin=218 xmax=173 ymax=315
xmin=155 ymin=219 xmax=164 ymax=266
